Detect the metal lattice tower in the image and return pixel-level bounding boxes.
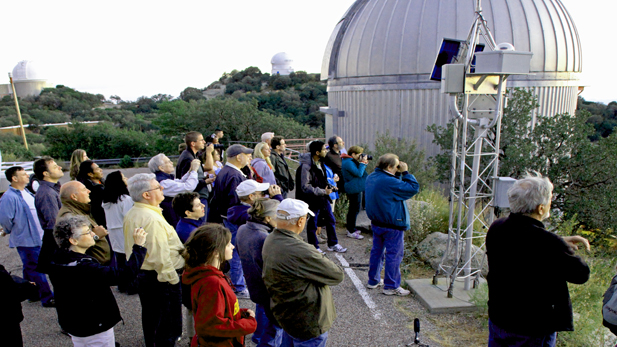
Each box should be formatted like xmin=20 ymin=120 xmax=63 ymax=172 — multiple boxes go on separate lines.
xmin=433 ymin=0 xmax=531 ymax=296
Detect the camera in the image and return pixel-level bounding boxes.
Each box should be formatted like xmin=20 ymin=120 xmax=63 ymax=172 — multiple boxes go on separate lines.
xmin=361 ymin=153 xmax=373 ymax=160
xmin=327 ymin=184 xmax=338 ymax=191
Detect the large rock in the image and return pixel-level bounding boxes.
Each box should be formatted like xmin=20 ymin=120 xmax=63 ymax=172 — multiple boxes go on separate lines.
xmin=356 ymin=210 xmax=371 ymax=231
xmin=415 ymin=232 xmax=488 ymax=277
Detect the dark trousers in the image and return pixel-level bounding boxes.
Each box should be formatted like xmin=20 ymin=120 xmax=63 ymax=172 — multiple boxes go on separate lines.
xmin=307 ymin=203 xmax=338 ymax=248
xmin=346 ymin=192 xmax=362 ymax=233
xmin=137 ymin=270 xmax=182 ymax=347
xmin=16 ymin=246 xmax=53 ymax=305
xmin=114 ymin=252 xmax=138 ymax=294
xmin=488 ymin=320 xmax=556 ymax=347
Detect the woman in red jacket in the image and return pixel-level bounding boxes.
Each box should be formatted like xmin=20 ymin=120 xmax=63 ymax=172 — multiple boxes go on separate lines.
xmin=182 ymin=224 xmax=257 ymax=347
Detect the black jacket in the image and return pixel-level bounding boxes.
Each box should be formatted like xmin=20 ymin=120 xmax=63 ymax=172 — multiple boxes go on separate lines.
xmin=486 ymin=213 xmax=590 ymax=336
xmin=295 ymin=153 xmax=331 ymax=208
xmin=80 ymin=178 xmax=106 ymax=228
xmin=0 ymin=264 xmax=37 ymax=325
xmin=270 ymin=152 xmax=294 ymax=193
xmin=323 ymin=150 xmax=343 ymax=193
xmin=48 ymin=245 xmax=146 ymax=337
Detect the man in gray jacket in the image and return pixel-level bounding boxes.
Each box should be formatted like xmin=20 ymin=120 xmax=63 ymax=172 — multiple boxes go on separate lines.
xmin=263 ymin=199 xmax=344 ymax=346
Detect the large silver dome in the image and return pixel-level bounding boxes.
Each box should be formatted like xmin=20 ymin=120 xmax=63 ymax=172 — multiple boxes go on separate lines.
xmin=321 ymin=0 xmax=582 ymax=155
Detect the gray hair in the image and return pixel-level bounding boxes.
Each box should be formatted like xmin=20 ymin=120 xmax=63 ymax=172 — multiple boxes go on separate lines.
xmin=128 ymin=173 xmax=156 ymax=202
xmin=54 ymin=214 xmax=90 ymax=250
xmin=508 ymin=172 xmax=554 ymax=214
xmin=148 ymin=154 xmax=166 ymax=173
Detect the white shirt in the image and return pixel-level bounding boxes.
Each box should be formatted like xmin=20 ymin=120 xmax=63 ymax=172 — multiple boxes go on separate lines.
xmin=20 ymin=189 xmax=44 ymax=240
xmin=160 ymin=170 xmax=199 ymax=197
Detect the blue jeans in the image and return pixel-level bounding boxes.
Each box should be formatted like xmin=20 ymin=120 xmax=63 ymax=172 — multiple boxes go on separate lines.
xmin=223 ymin=219 xmax=246 ymax=292
xmin=16 ymin=246 xmax=54 ymax=305
xmin=488 ymin=320 xmax=556 ymax=347
xmin=137 ymin=270 xmax=182 ymax=347
xmin=307 ymin=203 xmax=338 ymax=248
xmin=367 ymin=224 xmax=404 ymax=290
xmin=281 ymin=331 xmax=328 ymax=347
xmin=253 ymin=304 xmax=283 ymax=347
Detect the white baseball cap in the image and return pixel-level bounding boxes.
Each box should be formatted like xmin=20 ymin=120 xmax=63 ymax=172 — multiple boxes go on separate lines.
xmin=276 ymin=199 xmax=315 ymax=219
xmin=236 ymin=180 xmax=270 ymax=197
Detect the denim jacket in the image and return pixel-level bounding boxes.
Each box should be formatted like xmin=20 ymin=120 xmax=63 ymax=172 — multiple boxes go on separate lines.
xmin=0 ymin=187 xmax=43 ymax=248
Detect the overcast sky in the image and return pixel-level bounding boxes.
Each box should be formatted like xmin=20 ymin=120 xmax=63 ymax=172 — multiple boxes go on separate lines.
xmin=2 ymin=0 xmax=614 ymax=103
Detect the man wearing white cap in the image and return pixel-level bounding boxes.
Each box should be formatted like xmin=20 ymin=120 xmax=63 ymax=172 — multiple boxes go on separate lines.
xmin=262 ymin=199 xmax=344 ymax=346
xmin=226 ymin=180 xmax=283 ymax=298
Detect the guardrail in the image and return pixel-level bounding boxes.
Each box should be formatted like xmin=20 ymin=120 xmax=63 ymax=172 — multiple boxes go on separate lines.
xmin=0 ymin=161 xmax=34 ymax=175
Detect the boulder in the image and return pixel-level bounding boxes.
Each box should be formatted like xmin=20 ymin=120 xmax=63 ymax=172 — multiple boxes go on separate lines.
xmin=415 ymin=232 xmax=488 ymax=277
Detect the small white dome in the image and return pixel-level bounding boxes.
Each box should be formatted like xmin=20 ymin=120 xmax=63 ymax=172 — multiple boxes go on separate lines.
xmin=271 ymin=52 xmax=294 ymax=76
xmin=271 ymin=52 xmax=293 ymax=65
xmin=12 ymin=60 xmax=45 ymax=81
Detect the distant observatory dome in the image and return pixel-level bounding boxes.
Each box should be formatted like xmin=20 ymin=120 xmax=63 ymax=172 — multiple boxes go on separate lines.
xmin=12 ymin=60 xmax=46 ymax=81
xmin=321 ymin=0 xmax=582 ymax=156
xmin=271 ymin=52 xmax=294 ymax=75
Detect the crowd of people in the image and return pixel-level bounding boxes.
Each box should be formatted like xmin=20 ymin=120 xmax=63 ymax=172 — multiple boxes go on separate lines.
xmin=0 ymin=128 xmax=601 ymax=347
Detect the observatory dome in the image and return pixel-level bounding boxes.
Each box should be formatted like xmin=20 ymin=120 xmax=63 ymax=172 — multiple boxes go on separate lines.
xmin=12 ymin=60 xmax=46 ymax=81
xmin=321 ymin=0 xmax=582 ymax=155
xmin=271 ymin=52 xmax=294 ymax=75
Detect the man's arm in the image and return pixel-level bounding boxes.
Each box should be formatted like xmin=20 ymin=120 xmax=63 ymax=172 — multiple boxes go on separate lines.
xmin=160 ymin=171 xmax=199 ymax=197
xmin=144 ymin=220 xmax=180 ymax=284
xmin=0 ymin=195 xmax=17 ymax=233
xmin=390 ymin=172 xmax=420 ymax=201
xmin=295 ymin=247 xmax=345 ymax=286
xmin=553 ymin=235 xmax=590 ymax=285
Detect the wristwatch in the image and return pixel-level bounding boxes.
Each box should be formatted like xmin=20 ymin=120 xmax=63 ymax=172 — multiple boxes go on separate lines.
xmin=93 ymin=234 xmax=100 ymax=241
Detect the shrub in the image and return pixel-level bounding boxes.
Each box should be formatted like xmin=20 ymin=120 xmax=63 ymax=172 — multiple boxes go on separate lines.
xmin=119 ymin=155 xmax=134 ymax=168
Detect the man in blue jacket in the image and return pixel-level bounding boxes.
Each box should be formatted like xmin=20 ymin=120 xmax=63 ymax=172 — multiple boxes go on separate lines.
xmin=365 ymin=154 xmax=419 ymax=296
xmin=0 ymin=166 xmax=55 ymax=307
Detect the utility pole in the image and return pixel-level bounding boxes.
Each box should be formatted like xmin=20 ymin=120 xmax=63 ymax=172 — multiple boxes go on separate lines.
xmin=8 ymin=73 xmax=29 ymax=150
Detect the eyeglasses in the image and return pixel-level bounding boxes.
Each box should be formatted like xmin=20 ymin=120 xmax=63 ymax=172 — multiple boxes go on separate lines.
xmin=146 ymin=185 xmax=163 ymax=192
xmin=77 ymin=230 xmax=94 ymax=237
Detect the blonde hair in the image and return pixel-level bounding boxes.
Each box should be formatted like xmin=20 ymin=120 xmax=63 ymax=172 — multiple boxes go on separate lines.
xmin=69 ymin=149 xmax=87 ymax=180
xmin=254 ymin=142 xmax=275 ymax=172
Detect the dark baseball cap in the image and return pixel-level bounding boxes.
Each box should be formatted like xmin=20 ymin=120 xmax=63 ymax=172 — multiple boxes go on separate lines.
xmin=227 ymin=144 xmax=253 ymax=158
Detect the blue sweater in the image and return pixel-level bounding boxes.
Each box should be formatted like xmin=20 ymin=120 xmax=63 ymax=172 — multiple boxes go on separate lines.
xmin=175 ymin=217 xmax=203 ymax=244
xmin=365 ymin=168 xmax=419 ymax=230
xmin=341 ymin=156 xmax=368 ymax=194
xmin=236 ymin=221 xmax=274 ymax=305
xmin=208 ymin=165 xmax=246 ymax=222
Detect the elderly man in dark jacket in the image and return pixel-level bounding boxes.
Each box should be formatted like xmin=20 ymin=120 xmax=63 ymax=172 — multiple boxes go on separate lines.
xmin=263 ymin=199 xmax=344 ymax=346
xmin=486 ymin=173 xmax=590 ymax=346
xmin=270 ymin=136 xmax=295 ymax=198
xmin=296 ymin=141 xmax=346 ymax=253
xmin=49 ymin=214 xmax=147 ymax=346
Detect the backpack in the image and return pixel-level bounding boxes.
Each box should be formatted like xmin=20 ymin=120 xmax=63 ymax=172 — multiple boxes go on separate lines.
xmin=602 ymin=274 xmax=617 ymax=336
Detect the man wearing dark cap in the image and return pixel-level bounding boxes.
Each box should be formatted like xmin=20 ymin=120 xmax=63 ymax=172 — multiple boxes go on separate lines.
xmin=208 ymin=144 xmax=253 ymax=223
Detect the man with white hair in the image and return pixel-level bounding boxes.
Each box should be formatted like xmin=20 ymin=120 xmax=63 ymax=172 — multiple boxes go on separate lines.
xmin=261 ymin=132 xmax=275 ymax=146
xmin=124 ymin=173 xmax=185 ymax=347
xmin=148 ymin=153 xmax=200 ymax=227
xmin=486 ymin=172 xmax=590 ymax=347
xmin=262 ymin=199 xmax=344 ymax=346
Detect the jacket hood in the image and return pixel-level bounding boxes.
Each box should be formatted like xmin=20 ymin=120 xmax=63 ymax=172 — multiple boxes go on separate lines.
xmin=244 ymin=220 xmax=274 ymax=234
xmin=227 ymin=204 xmax=251 ymax=225
xmin=251 ymin=158 xmax=266 ymax=165
xmin=299 ymin=152 xmax=312 ymax=165
xmin=182 ymin=264 xmax=224 ymax=286
xmin=341 ymin=154 xmax=353 ymax=159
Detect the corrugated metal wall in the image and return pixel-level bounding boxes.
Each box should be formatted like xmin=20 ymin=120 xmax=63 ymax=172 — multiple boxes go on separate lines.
xmin=328 ymin=85 xmax=578 ymax=157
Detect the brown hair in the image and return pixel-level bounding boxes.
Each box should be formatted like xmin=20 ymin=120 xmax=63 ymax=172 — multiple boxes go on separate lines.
xmin=182 ymin=224 xmax=231 ymax=269
xmin=69 ymin=149 xmax=87 ymax=180
xmin=347 ymin=146 xmax=364 ymax=156
xmin=185 ymin=131 xmax=202 ymax=148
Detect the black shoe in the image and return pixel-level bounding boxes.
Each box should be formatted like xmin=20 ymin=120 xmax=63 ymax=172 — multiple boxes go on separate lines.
xmin=42 ymin=299 xmax=56 ymax=308
xmin=60 ymin=329 xmax=70 ymax=337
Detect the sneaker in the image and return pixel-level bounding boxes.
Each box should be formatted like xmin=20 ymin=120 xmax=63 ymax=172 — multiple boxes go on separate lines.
xmin=317 ymin=248 xmax=325 ymax=255
xmin=235 ymin=289 xmax=250 ymax=299
xmin=347 ymin=230 xmax=364 ymax=240
xmin=327 ymin=244 xmax=347 ymax=253
xmin=366 ymin=279 xmax=384 ymax=289
xmin=383 ymin=287 xmax=411 ymax=296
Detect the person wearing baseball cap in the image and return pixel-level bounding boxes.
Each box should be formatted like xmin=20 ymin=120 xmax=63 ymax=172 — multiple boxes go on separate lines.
xmin=226 ymin=180 xmax=283 ymax=299
xmin=262 ymin=199 xmax=344 ymax=346
xmin=207 ymin=144 xmax=253 ymax=224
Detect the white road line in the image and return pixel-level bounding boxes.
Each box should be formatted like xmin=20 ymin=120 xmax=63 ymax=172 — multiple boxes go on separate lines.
xmin=334 ymin=253 xmax=382 ymax=321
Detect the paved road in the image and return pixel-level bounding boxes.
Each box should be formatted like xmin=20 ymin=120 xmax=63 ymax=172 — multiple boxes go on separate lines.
xmin=0 ymin=168 xmax=443 ymax=347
